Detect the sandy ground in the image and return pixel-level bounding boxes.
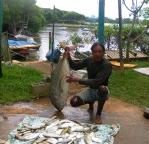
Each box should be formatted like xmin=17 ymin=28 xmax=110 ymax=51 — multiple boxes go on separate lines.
xmin=0 ymin=61 xmax=148 ymax=144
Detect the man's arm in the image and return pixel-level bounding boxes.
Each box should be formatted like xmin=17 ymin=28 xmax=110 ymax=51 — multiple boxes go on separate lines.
xmin=63 ymin=47 xmax=88 ymax=70
xmin=68 ymin=58 xmax=88 ymax=70
xmin=79 ymin=62 xmax=112 ymax=87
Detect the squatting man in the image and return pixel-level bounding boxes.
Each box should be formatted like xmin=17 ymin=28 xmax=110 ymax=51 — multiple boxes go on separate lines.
xmin=64 ymin=42 xmax=112 ymax=124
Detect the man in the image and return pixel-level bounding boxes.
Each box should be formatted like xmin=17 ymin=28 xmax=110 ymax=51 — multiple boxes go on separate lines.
xmin=64 ymin=42 xmax=112 ymax=124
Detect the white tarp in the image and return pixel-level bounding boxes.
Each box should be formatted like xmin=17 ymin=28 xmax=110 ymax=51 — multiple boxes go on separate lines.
xmin=134 ymin=68 xmax=149 ymax=76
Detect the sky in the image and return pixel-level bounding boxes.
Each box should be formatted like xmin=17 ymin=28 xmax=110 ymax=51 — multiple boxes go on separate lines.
xmin=36 ymin=0 xmax=148 ymax=19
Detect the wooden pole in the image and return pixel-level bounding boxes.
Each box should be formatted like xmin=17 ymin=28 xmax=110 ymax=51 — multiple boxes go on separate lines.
xmin=98 ymin=0 xmax=105 ymax=45
xmin=51 ymin=6 xmax=55 ymax=55
xmin=118 ymin=0 xmax=124 ymax=69
xmin=0 ymin=0 xmax=3 ymax=77
xmin=49 ymin=32 xmax=52 ymax=50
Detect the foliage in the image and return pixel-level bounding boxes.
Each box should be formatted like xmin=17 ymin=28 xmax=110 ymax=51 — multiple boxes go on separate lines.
xmin=28 ymin=7 xmax=46 ymax=33
xmin=122 ymin=0 xmax=149 ymax=60
xmin=70 ymin=33 xmax=83 ymax=45
xmin=42 ymin=8 xmax=86 ymax=24
xmin=140 ymin=7 xmax=149 ymax=19
xmin=3 ymin=0 xmax=87 ymax=33
xmin=0 ymin=64 xmax=43 ymax=104
xmin=93 ymin=24 xmax=149 ymax=55
xmin=110 ymin=60 xmax=149 ymax=107
xmin=3 ymin=0 xmax=46 ymax=34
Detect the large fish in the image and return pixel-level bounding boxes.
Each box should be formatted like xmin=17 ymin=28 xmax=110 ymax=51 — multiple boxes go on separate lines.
xmin=49 ymin=58 xmax=70 ymax=111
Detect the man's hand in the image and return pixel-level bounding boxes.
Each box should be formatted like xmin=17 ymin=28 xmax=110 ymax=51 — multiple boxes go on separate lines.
xmin=66 ymin=75 xmax=81 ymax=83
xmin=63 ymin=45 xmax=77 ymax=59
xmin=63 ymin=47 xmax=70 ymax=59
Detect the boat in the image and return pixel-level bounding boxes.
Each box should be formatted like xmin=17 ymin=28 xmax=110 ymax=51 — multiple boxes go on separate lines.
xmin=82 ymin=28 xmax=90 ymax=31
xmin=8 ymin=34 xmax=40 ymax=60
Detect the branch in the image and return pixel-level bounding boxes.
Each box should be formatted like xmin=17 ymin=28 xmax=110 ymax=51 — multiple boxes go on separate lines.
xmin=122 ymin=0 xmax=146 ymax=14
xmin=122 ymin=0 xmax=134 ymax=13
xmin=127 ymin=13 xmax=137 ymax=40
xmin=135 ymin=0 xmax=146 ymax=14
xmin=130 ymin=28 xmax=147 ymax=42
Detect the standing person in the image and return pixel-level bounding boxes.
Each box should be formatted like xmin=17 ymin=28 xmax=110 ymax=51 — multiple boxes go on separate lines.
xmin=64 ymin=42 xmax=112 ymax=124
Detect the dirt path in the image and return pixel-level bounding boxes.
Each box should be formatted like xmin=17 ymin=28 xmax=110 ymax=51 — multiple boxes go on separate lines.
xmin=1 ymin=61 xmax=148 ymax=144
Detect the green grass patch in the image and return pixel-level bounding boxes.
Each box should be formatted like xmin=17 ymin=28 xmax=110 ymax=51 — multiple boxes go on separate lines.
xmin=0 ymin=64 xmax=43 ymax=104
xmin=110 ymin=60 xmax=149 ymax=107
xmin=130 ymin=60 xmax=149 ymax=68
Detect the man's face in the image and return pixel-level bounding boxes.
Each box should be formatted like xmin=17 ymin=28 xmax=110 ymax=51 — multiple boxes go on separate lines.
xmin=91 ymin=45 xmax=104 ymax=61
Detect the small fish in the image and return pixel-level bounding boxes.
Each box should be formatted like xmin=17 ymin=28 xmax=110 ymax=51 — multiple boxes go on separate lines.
xmin=21 ymin=130 xmax=32 ymax=135
xmin=23 ymin=123 xmax=45 ymax=130
xmin=33 ymin=137 xmax=47 ymax=144
xmin=71 ymin=126 xmax=85 ymax=132
xmin=46 ymin=126 xmax=58 ymax=133
xmin=58 ymin=122 xmax=75 ymax=129
xmin=17 ymin=128 xmax=30 ymax=134
xmin=56 ymin=129 xmax=63 ymax=135
xmin=15 ymin=133 xmax=40 ymax=141
xmin=39 ymin=141 xmax=49 ymax=144
xmin=111 ymin=124 xmax=120 ymax=136
xmin=92 ymin=136 xmax=103 ymax=144
xmin=57 ymin=138 xmax=71 ymax=143
xmin=43 ymin=132 xmax=63 ymax=138
xmin=84 ymin=133 xmax=93 ymax=144
xmin=77 ymin=138 xmax=86 ymax=144
xmin=44 ymin=116 xmax=58 ymax=125
xmin=68 ymin=132 xmax=77 ymax=138
xmin=46 ymin=138 xmax=58 ymax=144
xmin=45 ymin=120 xmax=60 ymax=130
xmin=76 ymin=133 xmax=84 ymax=139
xmin=59 ymin=119 xmax=73 ymax=124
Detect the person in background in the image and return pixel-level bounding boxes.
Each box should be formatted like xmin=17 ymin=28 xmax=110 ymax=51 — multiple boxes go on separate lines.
xmin=64 ymin=42 xmax=112 ymax=124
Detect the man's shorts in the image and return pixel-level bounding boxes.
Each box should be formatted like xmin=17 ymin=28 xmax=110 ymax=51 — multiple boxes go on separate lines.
xmin=75 ymin=87 xmax=110 ymax=103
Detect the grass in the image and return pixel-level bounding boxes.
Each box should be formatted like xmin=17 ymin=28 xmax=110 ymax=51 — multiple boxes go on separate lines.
xmin=0 ymin=64 xmax=43 ymax=104
xmin=0 ymin=60 xmax=149 ymax=107
xmin=130 ymin=60 xmax=149 ymax=67
xmin=110 ymin=60 xmax=149 ymax=107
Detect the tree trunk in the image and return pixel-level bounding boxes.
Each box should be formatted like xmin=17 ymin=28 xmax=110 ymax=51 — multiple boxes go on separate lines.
xmin=126 ymin=41 xmax=130 ymax=61
xmin=11 ymin=21 xmax=17 ymax=34
xmin=118 ymin=0 xmax=124 ymax=69
xmin=107 ymin=36 xmax=110 ymax=50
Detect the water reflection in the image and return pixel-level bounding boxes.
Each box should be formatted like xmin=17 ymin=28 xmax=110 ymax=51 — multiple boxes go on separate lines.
xmin=38 ymin=26 xmax=80 ymax=61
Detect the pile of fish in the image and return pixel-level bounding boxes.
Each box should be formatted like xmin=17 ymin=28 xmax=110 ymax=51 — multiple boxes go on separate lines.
xmin=8 ymin=116 xmax=120 ymax=144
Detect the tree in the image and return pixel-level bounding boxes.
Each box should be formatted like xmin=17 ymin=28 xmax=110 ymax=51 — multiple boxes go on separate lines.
xmin=141 ymin=7 xmax=149 ymax=19
xmin=122 ymin=0 xmax=149 ymax=61
xmin=3 ymin=0 xmax=45 ymax=34
xmin=104 ymin=26 xmax=116 ymax=50
xmin=42 ymin=8 xmax=86 ymax=24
